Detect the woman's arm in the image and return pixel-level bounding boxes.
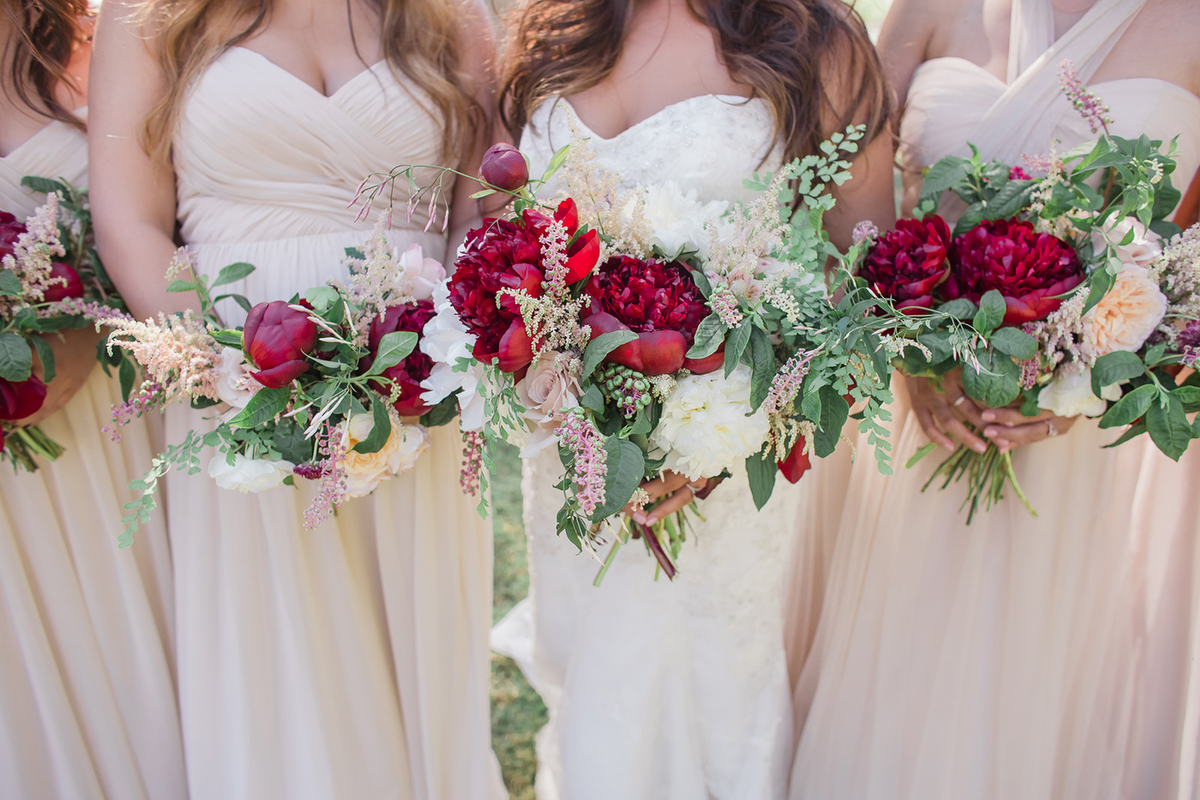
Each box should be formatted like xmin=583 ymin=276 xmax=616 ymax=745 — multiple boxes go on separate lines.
xmin=88 ymin=0 xmax=197 ymax=320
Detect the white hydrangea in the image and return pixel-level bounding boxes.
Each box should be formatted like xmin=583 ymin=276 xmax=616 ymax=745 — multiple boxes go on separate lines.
xmin=419 ymin=279 xmax=485 ymax=430
xmin=651 ymin=365 xmax=770 ymax=480
xmin=208 ymin=453 xmax=294 ymax=493
xmin=1037 ymin=365 xmax=1122 ymax=418
xmin=622 ymin=180 xmax=735 ymax=260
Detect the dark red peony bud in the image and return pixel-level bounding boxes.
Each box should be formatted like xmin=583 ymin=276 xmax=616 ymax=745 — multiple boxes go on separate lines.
xmin=777 ymin=435 xmax=811 ymax=483
xmin=365 ymin=300 xmax=436 ymax=416
xmin=41 ymin=262 xmax=84 ymax=303
xmin=634 ymin=330 xmax=687 ymax=376
xmin=583 ymin=311 xmax=643 ymax=372
xmin=564 ymin=229 xmax=600 ymax=284
xmin=0 ymin=374 xmax=47 ymax=421
xmin=0 ymin=212 xmax=24 ymax=248
xmin=496 ymin=319 xmax=534 ymax=373
xmin=480 ymin=143 xmax=529 ymax=192
xmin=243 ymin=300 xmax=319 ymax=388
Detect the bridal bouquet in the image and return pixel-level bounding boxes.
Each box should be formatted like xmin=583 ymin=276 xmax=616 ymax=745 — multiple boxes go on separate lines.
xmin=0 ymin=178 xmax=135 ymax=471
xmin=108 ymin=227 xmax=459 ymax=546
xmin=411 ymin=131 xmax=910 ymax=578
xmin=861 ymin=121 xmax=1198 ymax=520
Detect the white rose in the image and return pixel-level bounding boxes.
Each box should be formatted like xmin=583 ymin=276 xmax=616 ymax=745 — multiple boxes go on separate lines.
xmin=1037 ymin=366 xmax=1123 ymax=418
xmin=624 ymin=181 xmax=733 ymax=260
xmin=1091 ymin=217 xmax=1163 ymax=270
xmin=396 ymin=243 xmax=445 ymax=301
xmin=419 ymin=279 xmax=485 ymax=430
xmin=651 ymin=365 xmax=770 ymax=480
xmin=340 ymin=413 xmax=430 ymax=498
xmin=1080 ymin=263 xmax=1168 ymax=359
xmin=209 ymin=453 xmax=294 ymax=493
xmin=215 ymin=347 xmax=259 ymax=409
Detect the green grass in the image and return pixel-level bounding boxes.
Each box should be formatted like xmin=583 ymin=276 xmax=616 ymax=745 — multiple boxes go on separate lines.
xmin=489 ymin=442 xmax=546 ymax=800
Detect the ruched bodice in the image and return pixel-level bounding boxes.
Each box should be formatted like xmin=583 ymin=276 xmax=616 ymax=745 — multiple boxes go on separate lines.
xmin=175 ymin=47 xmax=450 ymax=255
xmin=0 ymin=117 xmax=87 ymax=215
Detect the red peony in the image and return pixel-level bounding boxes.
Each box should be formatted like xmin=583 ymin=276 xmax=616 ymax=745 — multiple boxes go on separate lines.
xmin=858 ymin=215 xmax=951 ymax=313
xmin=243 ymin=300 xmax=319 ymax=388
xmin=449 ymin=213 xmax=545 ymax=373
xmin=42 ymin=261 xmax=84 ymax=303
xmin=365 ymin=301 xmax=436 ymax=416
xmin=0 ymin=211 xmax=23 ymax=248
xmin=480 ymin=143 xmax=529 ymax=192
xmin=943 ymin=218 xmax=1084 ymax=326
xmin=583 ymin=256 xmax=707 ymax=376
xmin=0 ymin=374 xmax=47 ymax=421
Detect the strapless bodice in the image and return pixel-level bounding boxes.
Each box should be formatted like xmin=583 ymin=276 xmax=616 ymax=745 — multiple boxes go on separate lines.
xmin=521 ymin=94 xmax=782 ymax=205
xmin=0 ymin=116 xmax=87 ymax=217
xmin=174 ymin=47 xmax=453 ymax=248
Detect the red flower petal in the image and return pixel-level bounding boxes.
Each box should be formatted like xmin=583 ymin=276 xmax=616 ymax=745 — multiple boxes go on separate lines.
xmin=636 ymin=330 xmax=687 ymax=376
xmin=564 ymin=230 xmax=600 ymax=284
xmin=497 ymin=319 xmax=534 ymax=373
xmin=251 ymin=360 xmax=309 ymax=389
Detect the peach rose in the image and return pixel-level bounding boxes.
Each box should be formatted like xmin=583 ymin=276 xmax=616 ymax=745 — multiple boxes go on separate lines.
xmin=340 ymin=412 xmax=430 ymax=498
xmin=1091 ymin=217 xmax=1162 ymax=270
xmin=523 ymin=352 xmax=582 ymax=419
xmin=1081 ymin=263 xmax=1168 ymax=359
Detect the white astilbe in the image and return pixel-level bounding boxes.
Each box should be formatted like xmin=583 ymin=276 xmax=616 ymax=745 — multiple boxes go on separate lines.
xmin=557 ymin=120 xmax=650 ymax=255
xmin=1148 ymin=225 xmax=1200 ymax=344
xmin=498 ymin=219 xmax=591 ymax=360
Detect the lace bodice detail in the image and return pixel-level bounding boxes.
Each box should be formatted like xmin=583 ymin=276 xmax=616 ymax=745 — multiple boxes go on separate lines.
xmin=174 ymin=47 xmax=453 ymax=247
xmin=522 ymin=95 xmax=782 ymax=206
xmin=0 ymin=117 xmax=87 ymax=217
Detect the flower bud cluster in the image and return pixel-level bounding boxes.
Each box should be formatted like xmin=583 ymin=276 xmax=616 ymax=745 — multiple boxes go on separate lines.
xmin=596 ymin=362 xmax=651 ymax=418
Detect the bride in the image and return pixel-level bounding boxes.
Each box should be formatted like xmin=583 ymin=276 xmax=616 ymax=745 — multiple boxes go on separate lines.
xmin=490 ymin=0 xmax=894 ymax=797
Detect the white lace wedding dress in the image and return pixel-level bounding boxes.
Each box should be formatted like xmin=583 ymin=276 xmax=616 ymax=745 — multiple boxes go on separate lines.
xmin=491 ymin=95 xmax=843 ymax=800
xmin=789 ymin=1 xmax=1200 ymax=797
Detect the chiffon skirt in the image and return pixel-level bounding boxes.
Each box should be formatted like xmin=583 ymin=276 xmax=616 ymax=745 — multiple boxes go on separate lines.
xmin=790 ymin=379 xmax=1163 ymax=800
xmin=0 ymin=366 xmax=184 ymax=800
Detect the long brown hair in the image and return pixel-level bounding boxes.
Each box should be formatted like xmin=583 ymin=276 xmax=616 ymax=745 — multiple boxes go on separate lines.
xmin=501 ymin=0 xmax=891 ymax=164
xmin=1 ymin=0 xmax=89 ymax=128
xmin=137 ymin=0 xmax=484 ymax=167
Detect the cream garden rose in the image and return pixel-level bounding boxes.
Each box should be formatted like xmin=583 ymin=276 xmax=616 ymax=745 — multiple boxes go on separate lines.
xmin=208 ymin=453 xmax=294 ymax=493
xmin=339 ymin=412 xmax=430 ymax=498
xmin=1091 ymin=217 xmax=1163 ymax=270
xmin=651 ymin=364 xmax=770 ymax=480
xmin=1037 ymin=366 xmax=1123 ymax=418
xmin=214 ymin=347 xmax=260 ymax=409
xmin=1080 ymin=263 xmax=1168 ymax=359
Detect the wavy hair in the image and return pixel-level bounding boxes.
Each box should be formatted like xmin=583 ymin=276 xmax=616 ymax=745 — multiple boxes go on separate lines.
xmin=501 ymin=0 xmax=891 ymax=164
xmin=136 ymin=0 xmax=484 ymax=167
xmin=2 ymin=0 xmax=89 ymax=128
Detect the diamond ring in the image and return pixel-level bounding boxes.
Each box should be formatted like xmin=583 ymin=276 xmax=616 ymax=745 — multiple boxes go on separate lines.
xmin=1045 ymin=419 xmax=1058 ymax=437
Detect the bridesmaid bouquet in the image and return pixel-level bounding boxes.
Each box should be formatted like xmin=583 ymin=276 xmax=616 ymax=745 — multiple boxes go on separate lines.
xmin=860 ymin=128 xmax=1198 ymax=520
xmin=0 ymin=178 xmax=135 ymax=471
xmin=107 ymin=228 xmax=459 ymax=546
xmin=412 ymin=132 xmax=912 ymax=578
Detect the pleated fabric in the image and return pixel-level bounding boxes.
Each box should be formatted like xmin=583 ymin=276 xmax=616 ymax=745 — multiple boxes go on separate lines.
xmin=789 ymin=1 xmax=1200 ymax=797
xmin=0 ymin=119 xmax=186 ymax=798
xmin=168 ymin=49 xmax=504 ymax=800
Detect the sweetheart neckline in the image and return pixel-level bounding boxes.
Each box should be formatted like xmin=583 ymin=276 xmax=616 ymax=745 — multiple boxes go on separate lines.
xmin=555 ymin=93 xmax=764 ymax=143
xmin=227 ymin=47 xmax=389 ymax=101
xmin=913 ymin=56 xmax=1200 ymax=113
xmin=0 ymin=114 xmax=85 ymax=163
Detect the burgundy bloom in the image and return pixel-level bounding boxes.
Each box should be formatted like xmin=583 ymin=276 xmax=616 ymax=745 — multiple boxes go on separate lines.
xmin=243 ymin=300 xmax=319 ymax=388
xmin=42 ymin=261 xmax=84 ymax=303
xmin=583 ymin=256 xmax=707 ymax=375
xmin=777 ymin=434 xmax=811 ymax=483
xmin=449 ymin=214 xmax=545 ymax=372
xmin=858 ymin=215 xmax=951 ymax=313
xmin=0 ymin=211 xmax=23 ymax=248
xmin=1008 ymin=166 xmax=1031 ymax=181
xmin=0 ymin=374 xmax=46 ymax=421
xmin=944 ymin=218 xmax=1084 ymax=326
xmin=480 ymin=143 xmax=529 ymax=192
xmin=365 ymin=301 xmax=436 ymax=416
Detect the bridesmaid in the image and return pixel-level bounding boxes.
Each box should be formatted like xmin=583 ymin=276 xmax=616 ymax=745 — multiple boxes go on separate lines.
xmin=0 ymin=2 xmax=184 ymax=798
xmin=789 ymin=0 xmax=1200 ymax=798
xmin=89 ymin=0 xmax=505 ymax=797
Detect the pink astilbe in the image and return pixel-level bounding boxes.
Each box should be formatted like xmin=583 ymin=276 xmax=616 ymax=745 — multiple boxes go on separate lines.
xmin=304 ymin=423 xmax=348 ymax=529
xmin=852 ymin=220 xmax=879 ymax=244
xmin=39 ymin=297 xmax=134 ymax=328
xmin=1018 ymin=358 xmax=1040 ymax=390
xmin=106 ymin=310 xmax=222 ymax=403
xmin=499 ymin=219 xmax=591 ymax=358
xmin=709 ymin=286 xmax=744 ymax=328
xmin=1 ymin=193 xmax=67 ymax=312
xmin=1058 ymin=59 xmax=1112 ymax=135
xmin=765 ymin=349 xmax=816 ymax=415
xmin=554 ymin=408 xmax=608 ymax=517
xmin=460 ymin=428 xmax=484 ymax=495
xmin=104 ymin=381 xmax=165 ymax=442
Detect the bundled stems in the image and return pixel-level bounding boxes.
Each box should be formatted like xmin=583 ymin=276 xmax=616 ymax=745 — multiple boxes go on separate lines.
xmin=3 ymin=426 xmax=66 ymax=472
xmin=922 ymin=437 xmax=1038 ymax=524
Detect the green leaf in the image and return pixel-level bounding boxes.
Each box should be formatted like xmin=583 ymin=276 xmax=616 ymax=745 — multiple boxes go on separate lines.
xmin=746 ymin=449 xmax=777 ymax=510
xmin=367 ymin=331 xmax=417 ymax=376
xmin=20 ymin=176 xmax=67 ymax=195
xmin=213 ymin=294 xmax=253 ymax=314
xmin=590 ymin=437 xmax=644 ymax=522
xmin=686 ymin=314 xmax=726 ymax=359
xmin=919 ymin=157 xmax=971 ymax=208
xmin=228 ymin=386 xmax=290 ymax=428
xmin=982 ymin=179 xmax=1036 ymax=219
xmin=581 ymin=330 xmax=639 ymax=378
xmin=210 ymin=329 xmax=244 ymax=349
xmin=1146 ymin=394 xmax=1191 ymax=461
xmin=748 ymin=327 xmax=774 ymax=412
xmin=723 ymin=321 xmax=752 ymax=378
xmin=303 ymin=285 xmax=341 ymax=313
xmin=962 ymin=350 xmax=1021 ymax=408
xmin=118 ymin=356 xmax=136 ymax=401
xmin=916 ymin=329 xmax=954 ymax=362
xmin=937 ymin=298 xmax=976 ymax=320
xmin=0 ymin=332 xmax=32 ymax=381
xmin=0 ymin=269 xmax=21 ymax=297
xmin=541 ymin=144 xmax=570 ymax=185
xmin=905 ymin=442 xmax=939 ymax=470
xmin=1102 ymin=419 xmax=1148 ymax=449
xmin=1091 ymin=350 xmax=1144 ymax=397
xmin=1099 ymin=383 xmax=1156 ymax=429
xmin=813 ymin=385 xmax=850 ymax=458
xmin=989 ymin=327 xmax=1038 ymax=360
xmin=1171 ymin=385 xmax=1200 ymax=411
xmin=166 ymin=279 xmax=195 ymax=293
xmin=690 ymin=269 xmax=713 ymax=298
xmin=212 ymin=262 xmax=256 ymax=287
xmin=271 ymin=418 xmax=314 ymax=465
xmin=579 ymin=383 xmax=606 ymax=413
xmin=29 ymin=335 xmax=55 ymax=384
xmin=352 ymin=398 xmax=392 ymax=455
xmin=972 ymin=290 xmax=1006 ymax=336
